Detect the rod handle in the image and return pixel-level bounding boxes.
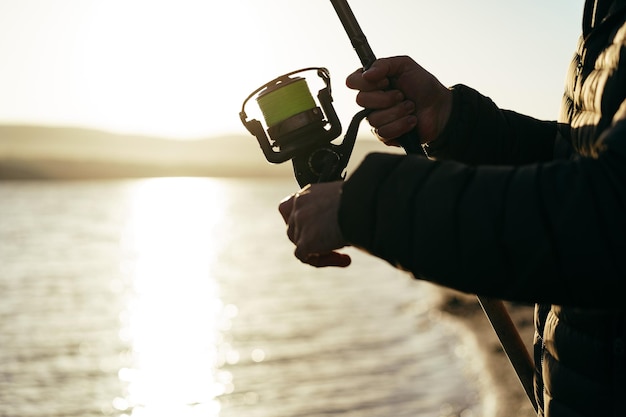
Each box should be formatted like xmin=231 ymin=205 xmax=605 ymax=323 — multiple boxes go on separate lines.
xmin=329 ymin=0 xmax=424 ymax=155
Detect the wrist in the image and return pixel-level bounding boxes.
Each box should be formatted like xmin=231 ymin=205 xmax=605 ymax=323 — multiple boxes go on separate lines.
xmin=435 ymin=88 xmax=454 ymax=139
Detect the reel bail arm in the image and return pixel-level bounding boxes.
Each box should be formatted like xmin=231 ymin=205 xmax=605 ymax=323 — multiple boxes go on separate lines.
xmin=240 ymin=67 xmax=362 ymax=187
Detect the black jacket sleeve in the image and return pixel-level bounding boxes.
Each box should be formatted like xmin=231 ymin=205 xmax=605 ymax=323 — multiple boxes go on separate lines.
xmin=337 ymin=90 xmax=626 ymax=308
xmin=426 ymin=84 xmax=557 ymax=165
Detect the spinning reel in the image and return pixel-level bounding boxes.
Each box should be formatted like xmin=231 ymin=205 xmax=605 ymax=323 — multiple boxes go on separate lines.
xmin=239 ymin=67 xmax=367 ymax=187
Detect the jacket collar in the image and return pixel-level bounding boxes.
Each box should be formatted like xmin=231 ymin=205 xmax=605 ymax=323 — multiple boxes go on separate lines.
xmin=584 ymin=0 xmax=626 ymax=37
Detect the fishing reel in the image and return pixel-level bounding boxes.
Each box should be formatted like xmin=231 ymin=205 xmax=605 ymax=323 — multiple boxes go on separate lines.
xmin=240 ymin=67 xmax=366 ymax=187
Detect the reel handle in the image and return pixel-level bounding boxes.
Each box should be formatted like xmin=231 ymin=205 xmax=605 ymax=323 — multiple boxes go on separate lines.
xmin=329 ymin=0 xmax=425 ymax=155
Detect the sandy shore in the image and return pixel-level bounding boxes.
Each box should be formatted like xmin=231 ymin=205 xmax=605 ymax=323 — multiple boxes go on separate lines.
xmin=423 ymin=284 xmax=537 ymax=417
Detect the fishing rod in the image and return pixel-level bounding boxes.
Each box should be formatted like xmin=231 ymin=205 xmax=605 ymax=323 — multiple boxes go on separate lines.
xmin=328 ymin=0 xmax=423 ymax=155
xmin=239 ymin=0 xmax=536 ymax=412
xmin=329 ymin=0 xmax=538 ymax=412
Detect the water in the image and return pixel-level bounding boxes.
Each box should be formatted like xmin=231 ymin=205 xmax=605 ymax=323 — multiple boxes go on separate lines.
xmin=0 ymin=177 xmax=481 ymax=417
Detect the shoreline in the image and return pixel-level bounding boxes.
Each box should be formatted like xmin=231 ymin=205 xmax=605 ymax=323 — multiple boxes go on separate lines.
xmin=424 ymin=285 xmax=536 ymax=417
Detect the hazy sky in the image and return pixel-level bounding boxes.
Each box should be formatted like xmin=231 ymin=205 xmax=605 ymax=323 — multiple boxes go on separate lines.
xmin=0 ymin=0 xmax=585 ymax=139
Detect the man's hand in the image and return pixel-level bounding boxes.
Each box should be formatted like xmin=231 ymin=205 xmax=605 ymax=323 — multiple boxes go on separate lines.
xmin=346 ymin=55 xmax=452 ymax=146
xmin=278 ymin=181 xmax=351 ymax=268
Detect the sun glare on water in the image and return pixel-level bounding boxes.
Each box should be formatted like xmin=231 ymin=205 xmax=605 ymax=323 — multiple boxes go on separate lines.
xmin=116 ymin=177 xmax=235 ymax=416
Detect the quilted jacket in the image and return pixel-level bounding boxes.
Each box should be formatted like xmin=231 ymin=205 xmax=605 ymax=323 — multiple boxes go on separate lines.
xmin=338 ymin=1 xmax=626 ymax=415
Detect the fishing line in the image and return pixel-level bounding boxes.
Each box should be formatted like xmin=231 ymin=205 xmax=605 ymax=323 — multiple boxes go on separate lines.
xmin=257 ymin=77 xmax=317 ymax=129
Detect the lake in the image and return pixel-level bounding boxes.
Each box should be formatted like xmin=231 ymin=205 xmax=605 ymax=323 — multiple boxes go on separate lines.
xmin=0 ymin=177 xmax=481 ymax=417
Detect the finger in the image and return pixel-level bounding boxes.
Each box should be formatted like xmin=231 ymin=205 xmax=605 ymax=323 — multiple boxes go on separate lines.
xmin=356 ymin=89 xmax=404 ymax=109
xmin=367 ymin=100 xmax=415 ymax=128
xmin=371 ymin=127 xmax=401 ymax=147
xmin=372 ymin=116 xmax=418 ymax=143
xmin=346 ymin=68 xmax=390 ymax=92
xmin=279 ymin=196 xmax=297 ymax=243
xmin=278 ymin=195 xmax=295 ymax=223
xmin=283 ymin=185 xmax=312 ymax=243
xmin=299 ymin=251 xmax=352 ymax=268
xmin=362 ymin=56 xmax=416 ymax=82
xmin=286 ymin=219 xmax=297 ymax=244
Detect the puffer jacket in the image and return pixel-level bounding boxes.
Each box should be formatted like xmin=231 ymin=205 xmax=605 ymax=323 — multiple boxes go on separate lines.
xmin=337 ymin=1 xmax=626 ymax=416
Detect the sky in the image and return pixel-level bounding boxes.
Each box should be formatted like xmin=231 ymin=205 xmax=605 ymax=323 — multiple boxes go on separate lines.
xmin=0 ymin=0 xmax=585 ymax=139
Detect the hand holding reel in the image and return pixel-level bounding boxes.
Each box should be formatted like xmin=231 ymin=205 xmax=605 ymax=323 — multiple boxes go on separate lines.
xmin=240 ymin=67 xmax=367 ymax=187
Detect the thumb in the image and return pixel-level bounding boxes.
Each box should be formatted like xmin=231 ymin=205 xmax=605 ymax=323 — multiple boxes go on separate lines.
xmin=363 ymin=56 xmax=415 ymax=82
xmin=361 ymin=61 xmax=388 ymax=83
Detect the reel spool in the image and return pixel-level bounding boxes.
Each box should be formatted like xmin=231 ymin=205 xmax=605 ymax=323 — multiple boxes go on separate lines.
xmin=241 ymin=67 xmax=360 ymax=187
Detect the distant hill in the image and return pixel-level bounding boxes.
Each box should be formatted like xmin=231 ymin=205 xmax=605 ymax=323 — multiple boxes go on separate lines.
xmin=0 ymin=124 xmax=396 ymax=180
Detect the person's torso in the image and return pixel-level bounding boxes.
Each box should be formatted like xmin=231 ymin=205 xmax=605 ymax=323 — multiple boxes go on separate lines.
xmin=556 ymin=0 xmax=626 ymax=159
xmin=537 ymin=2 xmax=626 ymax=416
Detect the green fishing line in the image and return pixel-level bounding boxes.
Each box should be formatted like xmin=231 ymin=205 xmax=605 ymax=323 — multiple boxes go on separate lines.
xmin=257 ymin=78 xmax=316 ymax=128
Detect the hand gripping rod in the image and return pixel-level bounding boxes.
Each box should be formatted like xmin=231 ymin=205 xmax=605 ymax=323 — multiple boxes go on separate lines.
xmin=328 ymin=0 xmax=538 ymax=412
xmin=328 ymin=0 xmax=423 ymax=154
